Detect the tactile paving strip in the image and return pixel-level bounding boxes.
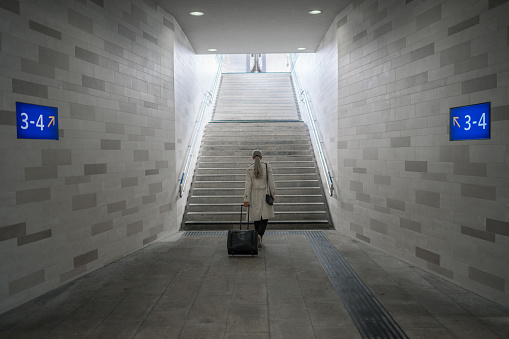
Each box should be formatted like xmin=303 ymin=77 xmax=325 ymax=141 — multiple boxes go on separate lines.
xmin=183 ymin=230 xmax=408 ymax=338
xmin=305 ymin=231 xmax=408 ymax=339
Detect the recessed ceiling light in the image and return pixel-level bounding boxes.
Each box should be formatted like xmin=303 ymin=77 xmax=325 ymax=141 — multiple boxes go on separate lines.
xmin=297 ymin=47 xmax=307 ymax=51
xmin=208 ymin=48 xmax=218 ymax=52
xmin=309 ymin=10 xmax=322 ymax=15
xmin=190 ymin=11 xmax=204 ymax=16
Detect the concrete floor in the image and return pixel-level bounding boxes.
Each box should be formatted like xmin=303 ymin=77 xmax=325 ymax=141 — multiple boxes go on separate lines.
xmin=1 ymin=230 xmax=508 ymax=339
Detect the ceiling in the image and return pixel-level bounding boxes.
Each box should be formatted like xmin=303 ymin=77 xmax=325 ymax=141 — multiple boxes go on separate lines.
xmin=155 ymin=0 xmax=351 ymax=54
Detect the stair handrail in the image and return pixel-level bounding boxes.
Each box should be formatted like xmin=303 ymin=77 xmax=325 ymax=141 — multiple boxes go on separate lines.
xmin=179 ymin=55 xmax=223 ymax=198
xmin=290 ymin=54 xmax=334 ymax=196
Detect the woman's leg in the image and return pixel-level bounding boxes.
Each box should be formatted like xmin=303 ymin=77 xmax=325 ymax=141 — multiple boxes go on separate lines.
xmin=254 ymin=219 xmax=260 ymax=233
xmin=258 ymin=219 xmax=268 ymax=239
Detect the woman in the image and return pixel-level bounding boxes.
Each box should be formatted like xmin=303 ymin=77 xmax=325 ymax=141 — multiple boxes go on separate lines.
xmin=244 ymin=150 xmax=276 ymax=248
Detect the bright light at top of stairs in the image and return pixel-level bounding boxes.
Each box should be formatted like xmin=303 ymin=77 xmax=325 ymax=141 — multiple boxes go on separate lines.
xmin=308 ymin=10 xmax=322 ymax=15
xmin=190 ymin=11 xmax=204 ymax=16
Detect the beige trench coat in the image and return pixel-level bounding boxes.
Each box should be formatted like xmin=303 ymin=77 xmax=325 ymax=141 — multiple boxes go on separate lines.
xmin=244 ymin=162 xmax=276 ymax=222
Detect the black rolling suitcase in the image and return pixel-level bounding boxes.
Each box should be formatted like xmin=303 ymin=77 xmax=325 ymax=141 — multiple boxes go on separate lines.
xmin=227 ymin=205 xmax=258 ymax=256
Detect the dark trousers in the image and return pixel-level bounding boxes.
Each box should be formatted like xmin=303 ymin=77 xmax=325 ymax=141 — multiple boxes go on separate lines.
xmin=254 ymin=218 xmax=268 ymax=237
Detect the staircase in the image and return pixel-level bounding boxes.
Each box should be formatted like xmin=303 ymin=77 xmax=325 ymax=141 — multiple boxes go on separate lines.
xmin=213 ymin=73 xmax=300 ymax=120
xmin=182 ymin=73 xmax=332 ymax=230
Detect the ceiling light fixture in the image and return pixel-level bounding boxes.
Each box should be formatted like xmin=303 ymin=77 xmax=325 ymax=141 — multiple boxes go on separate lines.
xmin=208 ymin=48 xmax=218 ymax=52
xmin=190 ymin=11 xmax=204 ymax=16
xmin=297 ymin=47 xmax=307 ymax=51
xmin=308 ymin=10 xmax=322 ymax=15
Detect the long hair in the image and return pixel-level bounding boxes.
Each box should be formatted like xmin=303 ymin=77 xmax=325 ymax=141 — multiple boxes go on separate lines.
xmin=253 ymin=150 xmax=263 ymax=179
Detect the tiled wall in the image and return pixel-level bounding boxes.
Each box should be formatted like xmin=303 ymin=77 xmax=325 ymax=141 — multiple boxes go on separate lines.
xmin=0 ymin=0 xmax=217 ymax=314
xmin=295 ymin=0 xmax=509 ymax=307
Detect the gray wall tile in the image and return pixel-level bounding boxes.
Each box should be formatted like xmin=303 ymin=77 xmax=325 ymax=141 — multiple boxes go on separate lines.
xmin=149 ymin=182 xmax=163 ymax=195
xmin=121 ymin=177 xmax=138 ymax=188
xmin=39 ymin=46 xmax=69 ymax=70
xmin=82 ymin=75 xmax=105 ymax=91
xmin=0 ymin=222 xmax=26 ymax=242
xmin=21 ymin=58 xmax=56 ymax=78
xmin=391 ymin=136 xmax=410 ymax=147
xmin=25 ymin=166 xmax=58 ymax=181
xmin=486 ymin=218 xmax=509 ymax=236
xmin=16 ymin=187 xmax=51 ymax=205
xmin=9 ymin=270 xmax=45 ymax=296
xmin=0 ymin=0 xmax=20 ymax=14
xmin=72 ymin=193 xmax=97 ymax=211
xmin=42 ymin=149 xmax=71 ymax=166
xmin=453 ymin=163 xmax=487 ymax=177
xmin=415 ymin=190 xmax=440 ymax=208
xmin=68 ymin=9 xmax=93 ymax=34
xmin=134 ymin=150 xmax=149 ymax=162
xmin=461 ymin=183 xmax=496 ymax=201
xmin=342 ymin=202 xmax=354 ymax=212
xmin=84 ymin=164 xmax=107 ymax=175
xmin=92 ymin=220 xmax=113 ymax=236
xmin=163 ymin=17 xmax=175 ymax=31
xmin=440 ymin=42 xmax=471 ymax=67
xmin=386 ymin=198 xmax=405 ymax=211
xmin=492 ymin=105 xmax=509 ymax=121
xmin=74 ymin=249 xmax=98 ymax=268
xmin=462 ymin=74 xmax=497 ymax=94
xmin=400 ymin=218 xmax=421 ymax=233
xmin=488 ymin=0 xmax=509 ymax=9
xmin=337 ymin=16 xmax=347 ymax=29
xmin=101 ymin=139 xmax=121 ymax=150
xmin=461 ymin=226 xmax=495 ymax=242
xmin=75 ymin=47 xmax=99 ymax=65
xmin=12 ymin=79 xmax=48 ymax=98
xmin=469 ymin=266 xmax=505 ymax=292
xmin=411 ymin=43 xmax=435 ymax=62
xmin=416 ymin=5 xmax=441 ymax=30
xmin=370 ymin=218 xmax=388 ymax=234
xmin=353 ymin=30 xmax=367 ymax=43
xmin=454 ymin=54 xmax=488 ymax=75
xmin=118 ymin=24 xmax=136 ymax=41
xmin=107 ymin=200 xmax=126 ymax=214
xmin=448 ymin=16 xmax=480 ymax=36
xmin=104 ymin=41 xmax=124 ymax=58
xmin=17 ymin=229 xmax=52 ymax=246
xmin=0 ymin=110 xmax=16 ymax=126
xmin=127 ymin=220 xmax=143 ymax=237
xmin=374 ymin=175 xmax=391 ymax=185
xmin=29 ymin=21 xmax=61 ymax=40
xmin=405 ymin=161 xmax=427 ymax=172
xmin=416 ymin=246 xmax=440 ymax=265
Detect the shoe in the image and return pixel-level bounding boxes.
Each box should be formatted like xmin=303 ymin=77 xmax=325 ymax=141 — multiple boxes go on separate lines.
xmin=258 ymin=235 xmax=262 ymax=248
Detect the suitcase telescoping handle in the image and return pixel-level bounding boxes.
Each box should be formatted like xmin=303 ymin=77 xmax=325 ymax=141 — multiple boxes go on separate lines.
xmin=240 ymin=205 xmax=250 ymax=230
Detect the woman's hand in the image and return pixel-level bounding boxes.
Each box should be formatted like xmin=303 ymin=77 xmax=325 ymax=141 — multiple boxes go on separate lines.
xmin=244 ymin=201 xmax=249 ymax=207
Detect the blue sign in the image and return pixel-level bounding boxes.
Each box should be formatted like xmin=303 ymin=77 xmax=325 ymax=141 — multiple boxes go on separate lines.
xmin=16 ymin=102 xmax=59 ymax=140
xmin=450 ymin=102 xmax=490 ymax=141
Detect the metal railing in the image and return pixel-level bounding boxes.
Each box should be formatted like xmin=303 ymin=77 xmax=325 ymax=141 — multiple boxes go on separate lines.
xmin=179 ymin=55 xmax=223 ymax=198
xmin=290 ymin=54 xmax=334 ymax=196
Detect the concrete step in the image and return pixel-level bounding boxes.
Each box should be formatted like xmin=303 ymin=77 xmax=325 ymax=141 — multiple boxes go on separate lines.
xmin=195 ymin=167 xmax=318 ymax=175
xmin=189 ymin=195 xmax=326 ymax=204
xmin=194 ymin=173 xmax=318 ymax=181
xmin=192 ymin=180 xmax=321 ymax=189
xmin=190 ymin=187 xmax=324 ymax=196
xmin=197 ymin=161 xmax=316 ymax=169
xmin=185 ymin=211 xmax=328 ymax=222
xmin=182 ymin=222 xmax=331 ymax=230
xmin=187 ymin=202 xmax=326 ymax=213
